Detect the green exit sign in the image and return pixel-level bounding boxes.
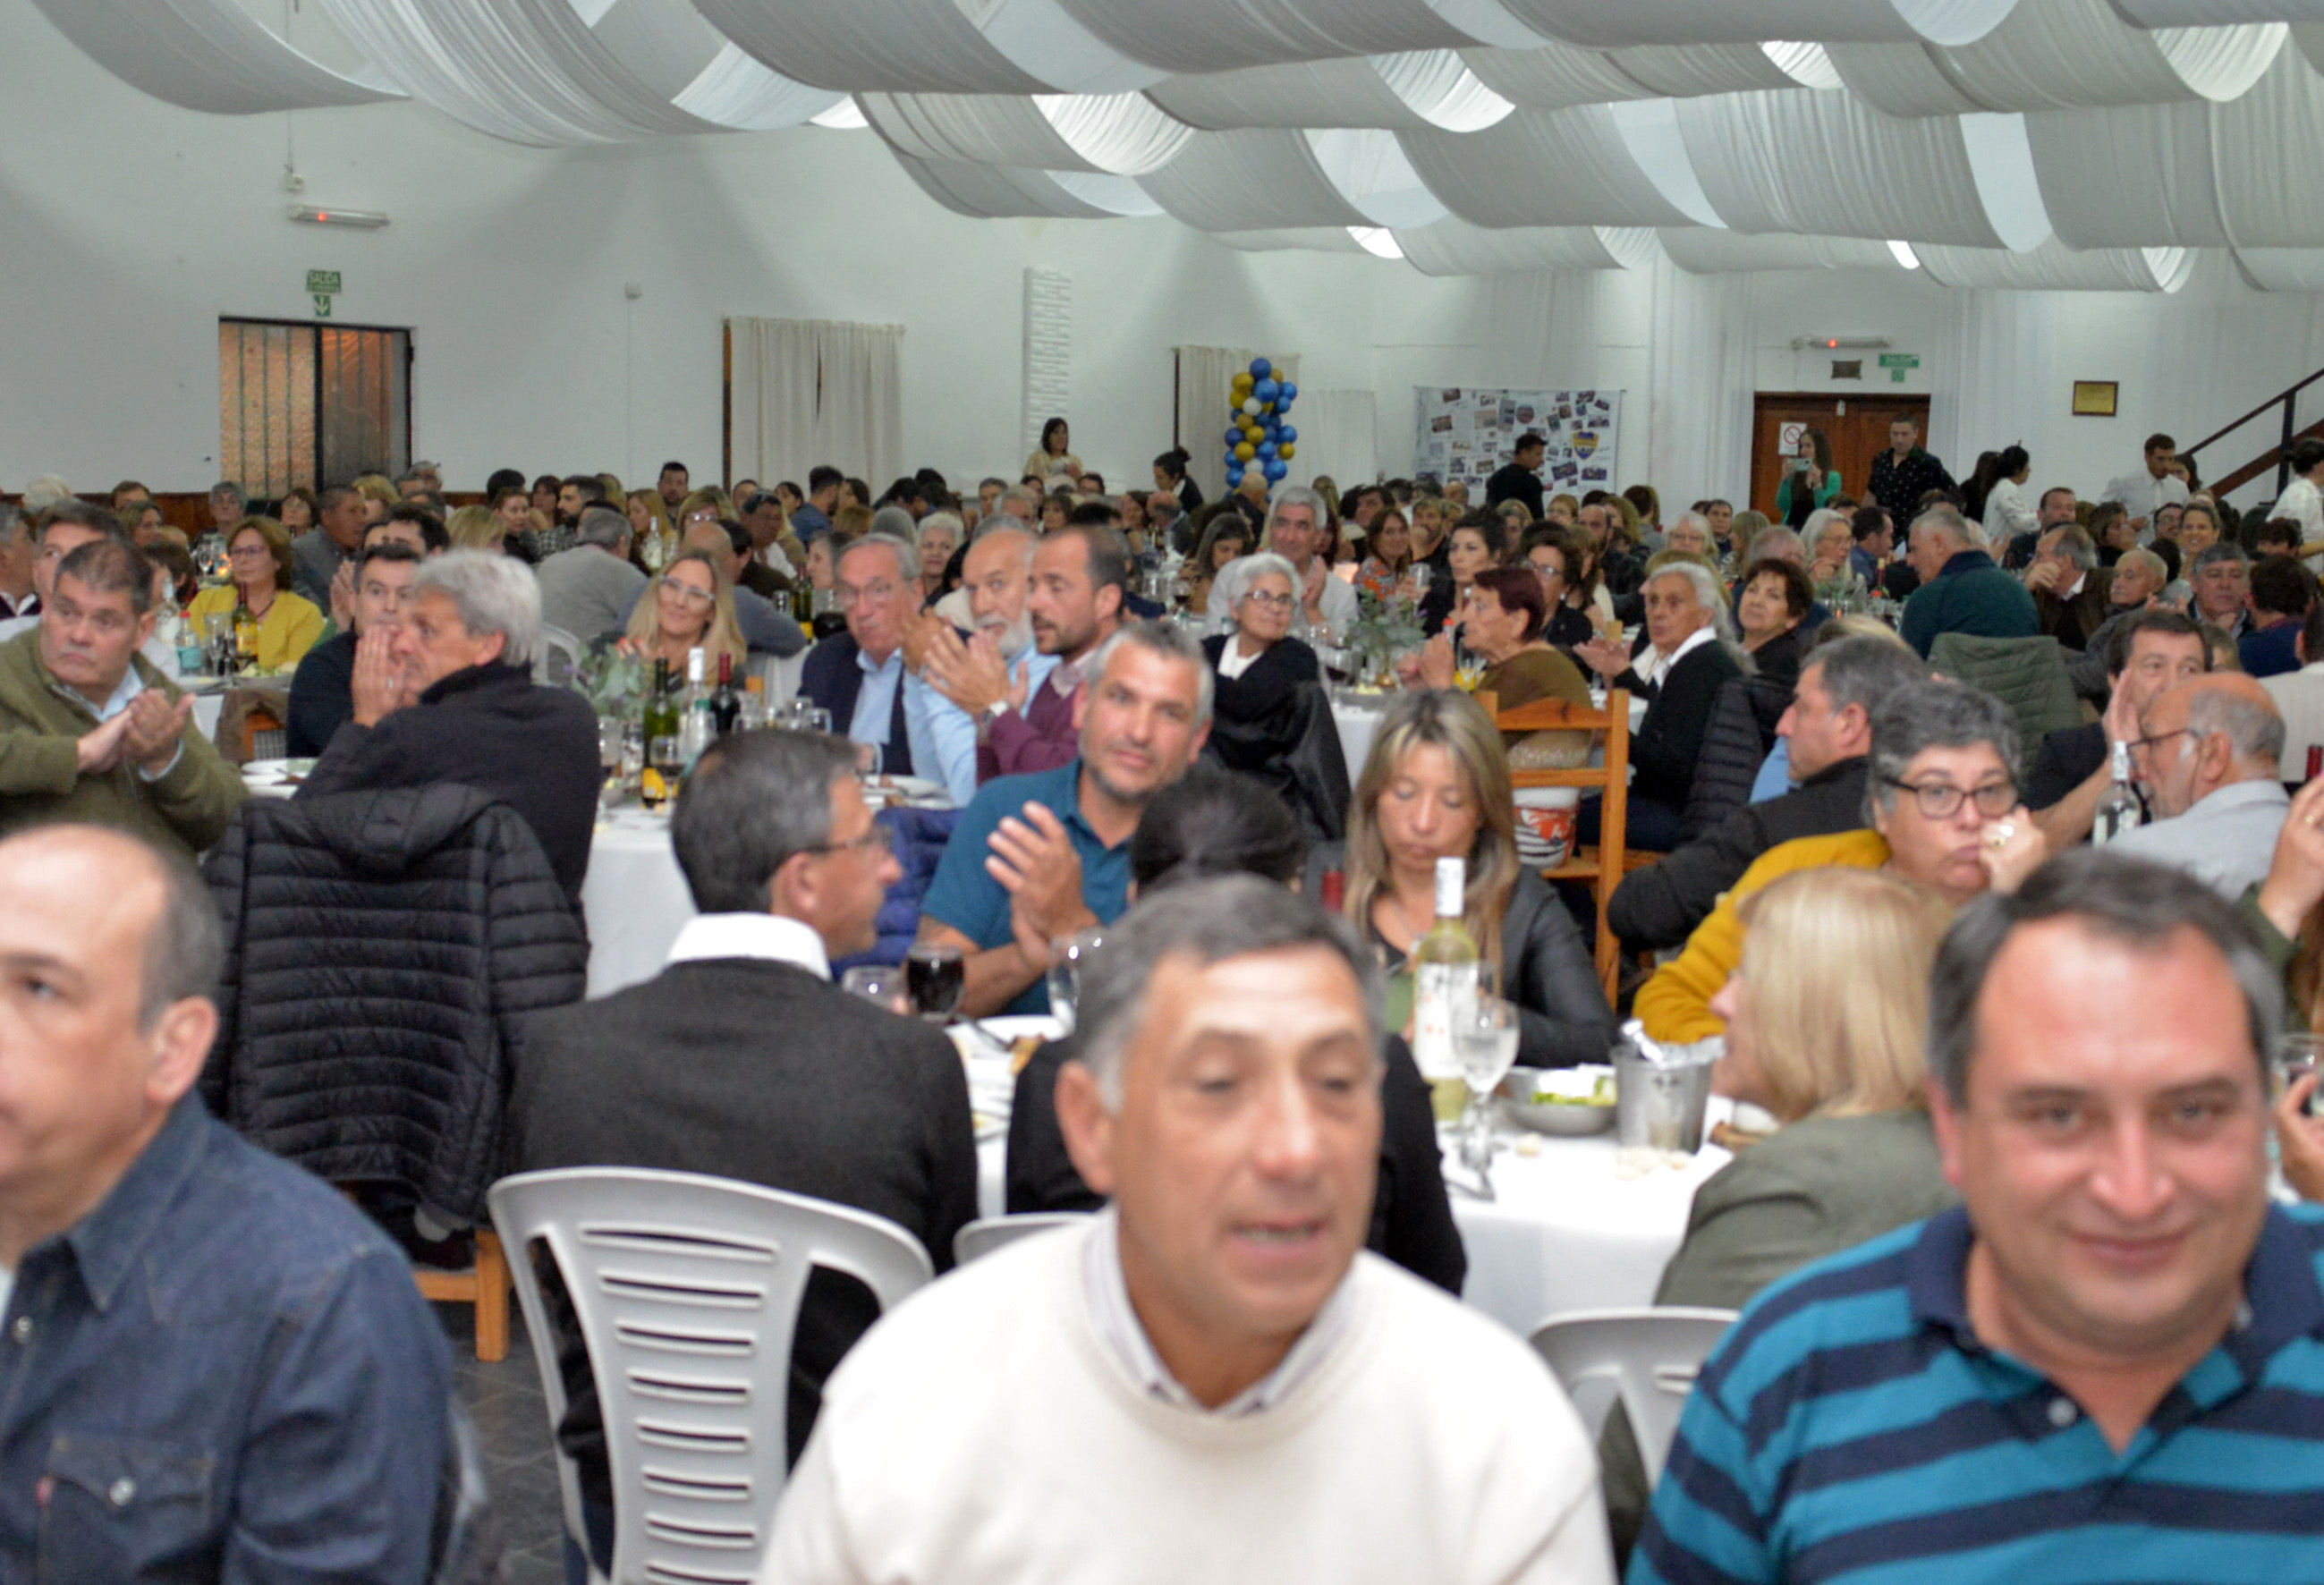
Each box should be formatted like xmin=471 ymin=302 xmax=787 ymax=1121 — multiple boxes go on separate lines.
xmin=1878 ymin=352 xmax=1920 ymax=369
xmin=306 ymin=269 xmax=342 ymax=295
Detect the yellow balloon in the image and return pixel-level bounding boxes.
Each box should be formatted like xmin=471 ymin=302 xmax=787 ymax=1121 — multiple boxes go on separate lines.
xmin=1234 ymin=442 xmax=1257 ymax=462
xmin=1231 ymin=373 xmax=1255 ymax=393
xmin=1278 ymin=443 xmax=1296 ymax=460
xmin=1243 ymin=423 xmax=1264 ymax=442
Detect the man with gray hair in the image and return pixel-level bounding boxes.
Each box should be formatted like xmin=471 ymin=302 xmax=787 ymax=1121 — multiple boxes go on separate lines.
xmin=917 ymin=621 xmax=1212 ymax=1017
xmin=1640 ymin=850 xmax=2324 ymax=1584
xmin=2190 ymin=540 xmax=2254 ymax=642
xmin=801 ymin=533 xmax=926 ymax=776
xmin=911 ymin=521 xmax=1056 ymax=805
xmin=1206 ymin=486 xmax=1356 ymax=644
xmin=768 ymin=876 xmax=1613 ymax=1585
xmin=2026 ymin=522 xmax=2110 ymax=651
xmin=1898 ymin=502 xmax=2040 ymax=657
xmin=1574 ymin=560 xmax=1744 ymax=851
xmin=2106 ymin=672 xmax=2289 ymax=899
xmin=534 ymin=504 xmax=645 ymax=643
xmin=514 ymin=730 xmax=973 ymax=1578
xmin=299 ymin=550 xmax=600 ymax=902
xmin=207 ymin=479 xmax=247 ymax=536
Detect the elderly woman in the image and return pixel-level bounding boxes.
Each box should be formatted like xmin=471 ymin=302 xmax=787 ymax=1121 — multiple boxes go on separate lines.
xmin=1203 ymin=553 xmax=1319 ymax=716
xmin=187 ymin=516 xmax=326 ymax=673
xmin=1518 ymin=529 xmax=1600 ymax=650
xmin=277 ymin=487 xmax=318 ymax=535
xmin=914 ymin=513 xmax=961 ymax=601
xmin=1420 ymin=513 xmax=1507 ymax=634
xmin=1735 ymin=556 xmax=1814 ymax=689
xmin=1802 ymin=509 xmax=1856 ymax=589
xmin=1411 ymin=567 xmax=1590 ymax=727
xmin=1344 ymin=690 xmax=1616 ymax=1069
xmin=1574 ymin=561 xmax=1746 ymax=850
xmin=612 ymin=549 xmax=747 ymax=675
xmin=1600 ymin=866 xmax=1958 ymax=1561
xmin=1662 ymin=513 xmax=1714 ymax=560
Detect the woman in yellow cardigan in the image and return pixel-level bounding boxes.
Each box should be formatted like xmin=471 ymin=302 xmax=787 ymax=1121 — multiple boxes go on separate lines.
xmin=187 ymin=516 xmax=326 ymax=674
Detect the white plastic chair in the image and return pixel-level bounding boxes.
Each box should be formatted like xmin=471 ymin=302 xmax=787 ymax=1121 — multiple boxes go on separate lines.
xmin=536 ymin=623 xmax=583 ymax=689
xmin=952 ymin=1211 xmax=1089 ymax=1266
xmin=1526 ymin=1307 xmax=1739 ymax=1487
xmin=490 ymin=1167 xmax=935 ymax=1585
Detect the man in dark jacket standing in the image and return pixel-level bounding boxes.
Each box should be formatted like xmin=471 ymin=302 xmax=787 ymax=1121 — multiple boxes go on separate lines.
xmin=509 ymin=729 xmax=975 ymax=1577
xmin=297 ymin=550 xmax=599 ymax=902
xmin=1608 ymin=636 xmax=1928 ymax=949
xmin=1485 ymin=431 xmax=1548 ymax=522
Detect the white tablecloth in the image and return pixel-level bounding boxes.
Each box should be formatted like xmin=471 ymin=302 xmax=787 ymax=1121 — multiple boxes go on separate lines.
xmin=581 ymin=808 xmax=696 ymax=998
xmin=1333 ymin=699 xmax=1386 ymax=777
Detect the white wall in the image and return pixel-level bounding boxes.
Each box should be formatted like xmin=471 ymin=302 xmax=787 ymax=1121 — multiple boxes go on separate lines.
xmin=6 ymin=0 xmax=2324 ymax=513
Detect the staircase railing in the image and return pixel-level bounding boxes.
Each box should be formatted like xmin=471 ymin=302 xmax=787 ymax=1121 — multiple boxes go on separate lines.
xmin=2181 ymin=366 xmax=2324 ymax=502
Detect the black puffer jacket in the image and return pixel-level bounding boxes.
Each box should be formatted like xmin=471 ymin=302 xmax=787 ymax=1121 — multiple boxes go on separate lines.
xmin=1681 ymin=674 xmax=1794 ymax=840
xmin=201 ymin=784 xmax=588 ymax=1225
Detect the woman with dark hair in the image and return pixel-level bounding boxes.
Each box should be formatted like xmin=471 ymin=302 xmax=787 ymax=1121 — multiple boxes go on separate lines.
xmin=1975 ymin=445 xmax=2035 ymax=547
xmin=1773 ymin=426 xmax=1840 ymax=530
xmin=1358 ymin=508 xmax=1418 ymax=602
xmin=1150 ymin=446 xmax=1203 ymax=513
xmin=1735 ymin=556 xmax=1814 ymax=688
xmin=1518 ymin=528 xmax=1601 ymax=650
xmin=1185 ymin=510 xmax=1251 ymax=614
xmin=1419 ymin=511 xmax=1508 ymax=634
xmin=1004 ymin=767 xmax=1467 ymax=1294
xmin=1024 ymin=418 xmax=1081 ymax=486
xmin=1622 ymin=483 xmax=1661 ymax=537
xmin=1412 ymin=567 xmax=1591 ymax=725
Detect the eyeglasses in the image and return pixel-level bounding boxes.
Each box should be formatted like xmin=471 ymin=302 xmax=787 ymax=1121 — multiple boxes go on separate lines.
xmin=2129 ymin=727 xmax=2192 ymax=756
xmin=803 ymin=824 xmax=893 ymax=859
xmin=228 ymin=544 xmax=273 ymax=561
xmin=837 ymin=581 xmax=903 ymax=608
xmin=660 ymin=581 xmax=714 ymax=607
xmin=1881 ymin=776 xmax=2017 ymax=819
xmin=1243 ymin=589 xmax=1295 ymax=611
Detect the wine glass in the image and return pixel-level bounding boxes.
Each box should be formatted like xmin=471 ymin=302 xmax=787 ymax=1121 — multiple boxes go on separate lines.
xmin=1454 ymin=997 xmax=1520 ymax=1183
xmin=905 ymin=943 xmax=965 ymax=1023
xmin=1046 ymin=928 xmax=1105 ymax=1034
xmin=839 ymin=965 xmax=908 ymax=1015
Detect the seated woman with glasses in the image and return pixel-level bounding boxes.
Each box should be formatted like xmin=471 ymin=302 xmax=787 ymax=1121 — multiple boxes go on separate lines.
xmin=608 ymin=549 xmax=747 ymax=676
xmin=1346 ymin=690 xmax=1615 ymax=1069
xmin=1518 ymin=528 xmax=1600 ymax=652
xmin=1406 ymin=567 xmax=1590 ymax=733
xmin=1203 ymin=553 xmax=1319 ymax=723
xmin=186 ymin=516 xmax=327 ymax=673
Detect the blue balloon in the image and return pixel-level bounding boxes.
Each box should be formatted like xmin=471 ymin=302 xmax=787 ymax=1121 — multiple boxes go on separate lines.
xmin=1226 ymin=464 xmax=1246 ymax=487
xmin=1249 ymin=357 xmax=1272 ymax=379
xmin=1263 ymin=458 xmax=1288 ymax=482
xmin=1224 ymin=427 xmax=1245 ymax=447
xmin=1258 ymin=441 xmax=1278 ymax=460
xmin=1253 ymin=377 xmax=1280 ymax=403
xmin=1278 ymin=424 xmax=1298 ymax=445
xmin=1279 ymin=381 xmax=1298 ymax=403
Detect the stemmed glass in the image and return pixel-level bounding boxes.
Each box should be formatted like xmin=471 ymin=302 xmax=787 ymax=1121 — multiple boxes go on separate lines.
xmin=1047 ymin=928 xmax=1105 ymax=1034
xmin=840 ymin=965 xmax=909 ymax=1016
xmin=1454 ymin=997 xmax=1520 ymax=1196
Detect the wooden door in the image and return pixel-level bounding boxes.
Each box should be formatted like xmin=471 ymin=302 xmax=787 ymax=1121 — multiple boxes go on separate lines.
xmin=1749 ymin=394 xmax=1932 ymax=520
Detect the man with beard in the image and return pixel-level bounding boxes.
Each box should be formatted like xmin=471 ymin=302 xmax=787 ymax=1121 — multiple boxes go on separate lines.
xmin=910 ymin=523 xmax=1058 ymax=806
xmin=956 ymin=523 xmax=1129 ymax=782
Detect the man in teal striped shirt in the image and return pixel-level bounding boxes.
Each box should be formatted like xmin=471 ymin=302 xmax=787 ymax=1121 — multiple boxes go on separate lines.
xmin=1634 ymin=850 xmax=2324 ymax=1585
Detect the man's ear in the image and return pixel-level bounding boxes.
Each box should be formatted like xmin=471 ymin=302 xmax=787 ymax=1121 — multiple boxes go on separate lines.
xmin=1055 ymin=1060 xmax=1118 ymax=1198
xmin=146 ymin=996 xmax=218 ymax=1111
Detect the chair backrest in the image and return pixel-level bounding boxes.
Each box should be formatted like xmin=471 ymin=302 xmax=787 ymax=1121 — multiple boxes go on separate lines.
xmin=1495 ymin=691 xmax=1632 ymax=1004
xmin=1528 ymin=1306 xmax=1738 ymax=1488
xmin=489 ymin=1167 xmax=935 ymax=1585
xmin=537 ymin=623 xmax=583 ymax=689
xmin=953 ymin=1211 xmax=1089 ymax=1266
xmin=1927 ymin=632 xmax=2082 ymax=773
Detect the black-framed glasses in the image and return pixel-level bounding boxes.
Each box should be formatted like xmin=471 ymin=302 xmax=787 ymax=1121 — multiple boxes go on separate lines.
xmin=1881 ymin=776 xmax=2017 ymax=819
xmin=2128 ymin=727 xmax=2192 ymax=756
xmin=804 ymin=825 xmax=893 ymax=859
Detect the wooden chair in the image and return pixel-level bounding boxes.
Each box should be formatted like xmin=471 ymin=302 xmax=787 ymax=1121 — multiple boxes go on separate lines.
xmin=239 ymin=700 xmax=286 ymax=762
xmin=413 ymin=1231 xmax=513 ymax=1363
xmin=1494 ymin=691 xmax=1650 ymax=1005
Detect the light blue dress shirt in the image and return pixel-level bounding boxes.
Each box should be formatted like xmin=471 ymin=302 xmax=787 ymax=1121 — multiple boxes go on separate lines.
xmin=849 ymin=647 xmax=905 ymax=769
xmin=904 ymin=648 xmax=1062 ymax=807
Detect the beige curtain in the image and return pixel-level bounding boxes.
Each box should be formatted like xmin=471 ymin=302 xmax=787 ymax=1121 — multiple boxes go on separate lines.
xmin=728 ymin=317 xmax=903 ymax=487
xmin=1175 ymin=345 xmax=1301 ymax=505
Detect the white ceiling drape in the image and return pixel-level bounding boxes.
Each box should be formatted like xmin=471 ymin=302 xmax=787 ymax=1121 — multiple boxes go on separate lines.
xmin=30 ymin=0 xmax=401 ymax=114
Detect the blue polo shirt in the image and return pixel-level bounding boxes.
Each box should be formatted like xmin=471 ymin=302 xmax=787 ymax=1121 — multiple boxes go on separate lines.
xmin=920 ymin=759 xmax=1132 ymax=1016
xmin=1634 ymin=1202 xmax=2324 ymax=1585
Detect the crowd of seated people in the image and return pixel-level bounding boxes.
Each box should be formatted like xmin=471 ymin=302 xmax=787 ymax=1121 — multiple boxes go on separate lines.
xmin=14 ymin=430 xmax=2324 ymax=1585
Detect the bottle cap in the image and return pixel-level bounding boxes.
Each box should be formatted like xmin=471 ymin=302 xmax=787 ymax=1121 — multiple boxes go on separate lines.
xmin=1434 ymin=856 xmax=1465 ymax=918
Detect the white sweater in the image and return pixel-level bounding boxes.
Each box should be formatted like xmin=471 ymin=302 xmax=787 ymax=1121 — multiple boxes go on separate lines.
xmin=761 ymin=1223 xmax=1613 ymax=1585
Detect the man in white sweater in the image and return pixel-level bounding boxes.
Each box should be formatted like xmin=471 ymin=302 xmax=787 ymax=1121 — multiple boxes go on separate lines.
xmin=762 ymin=877 xmax=1613 ymax=1585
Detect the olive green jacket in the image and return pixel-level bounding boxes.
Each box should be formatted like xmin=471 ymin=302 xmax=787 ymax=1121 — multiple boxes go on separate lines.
xmin=0 ymin=629 xmax=245 ymax=859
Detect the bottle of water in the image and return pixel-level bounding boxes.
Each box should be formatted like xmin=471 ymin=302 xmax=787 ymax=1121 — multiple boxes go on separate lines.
xmin=2094 ymin=740 xmax=2142 ymax=844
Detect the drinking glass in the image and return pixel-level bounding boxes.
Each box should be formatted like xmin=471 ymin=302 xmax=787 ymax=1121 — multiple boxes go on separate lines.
xmin=905 ymin=943 xmax=966 ymax=1023
xmin=839 ymin=965 xmax=908 ymax=1015
xmin=1047 ymin=928 xmax=1106 ymax=1034
xmin=2278 ymin=1034 xmax=2324 ymax=1114
xmin=1453 ymin=996 xmax=1520 ymax=1176
xmin=853 ymin=741 xmax=883 ymax=780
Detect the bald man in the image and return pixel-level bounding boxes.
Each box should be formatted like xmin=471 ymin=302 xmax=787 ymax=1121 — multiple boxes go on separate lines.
xmin=0 ymin=825 xmax=451 ymax=1581
xmin=912 ymin=524 xmax=1061 ymax=806
xmin=2108 ymin=673 xmax=2290 ymax=899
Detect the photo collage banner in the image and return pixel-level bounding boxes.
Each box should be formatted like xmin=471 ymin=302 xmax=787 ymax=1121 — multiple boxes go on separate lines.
xmin=1412 ymin=387 xmax=1624 ymax=496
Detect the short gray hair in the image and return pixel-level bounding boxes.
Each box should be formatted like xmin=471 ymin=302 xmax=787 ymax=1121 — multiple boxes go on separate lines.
xmin=997 ymin=487 xmax=1038 ymax=521
xmin=1073 ymin=875 xmax=1382 ymax=1107
xmin=1214 ymin=551 xmax=1300 ymax=612
xmin=1751 ymin=526 xmax=1805 ymax=564
xmin=2040 ymin=525 xmax=2098 ymax=571
xmin=918 ymin=511 xmax=964 ymax=547
xmin=2116 ymin=547 xmax=2167 ymax=585
xmin=1927 ymin=849 xmax=2279 ymax=1106
xmin=575 ymin=505 xmax=630 ymax=551
xmin=2193 ymin=541 xmax=2252 ymax=575
xmin=671 ymin=730 xmax=855 ymax=912
xmin=1867 ymin=679 xmax=2020 ymax=819
xmin=1911 ymin=504 xmax=1973 ymax=547
xmin=870 ymin=505 xmax=919 ymax=547
xmin=1643 ymin=561 xmax=1739 ymax=647
xmin=209 ymin=479 xmax=246 ymax=508
xmin=2177 ymin=683 xmax=2286 ymax=768
xmin=1807 ymin=633 xmax=1929 ymax=720
xmin=1087 ymin=619 xmax=1214 ymax=728
xmin=412 ymin=549 xmax=541 ymax=667
xmin=1269 ymin=485 xmax=1325 ymax=528
xmin=841 ymin=533 xmax=918 ymax=589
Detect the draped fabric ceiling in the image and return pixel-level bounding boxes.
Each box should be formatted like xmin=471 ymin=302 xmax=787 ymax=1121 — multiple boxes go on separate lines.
xmin=42 ymin=0 xmax=2324 ymax=290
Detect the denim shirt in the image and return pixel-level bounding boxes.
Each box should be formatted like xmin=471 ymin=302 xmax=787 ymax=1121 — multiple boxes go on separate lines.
xmin=0 ymin=1096 xmax=451 ymax=1583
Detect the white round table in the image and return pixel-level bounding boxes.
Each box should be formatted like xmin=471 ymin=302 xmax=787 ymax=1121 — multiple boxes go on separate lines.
xmin=581 ymin=808 xmax=697 ymax=999
xmin=1332 ymin=698 xmax=1387 ymax=777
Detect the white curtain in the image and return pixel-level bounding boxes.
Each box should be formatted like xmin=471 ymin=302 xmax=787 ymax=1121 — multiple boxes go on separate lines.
xmin=728 ymin=318 xmax=902 ymax=487
xmin=1286 ymin=389 xmax=1378 ymax=490
xmin=1175 ymin=346 xmax=1302 ymax=504
xmin=1931 ymin=287 xmax=2060 ymax=491
xmin=1643 ymin=253 xmax=1755 ymax=507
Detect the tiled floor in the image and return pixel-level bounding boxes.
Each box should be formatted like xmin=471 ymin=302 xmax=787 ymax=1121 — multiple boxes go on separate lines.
xmin=434 ymin=1302 xmax=572 ymax=1585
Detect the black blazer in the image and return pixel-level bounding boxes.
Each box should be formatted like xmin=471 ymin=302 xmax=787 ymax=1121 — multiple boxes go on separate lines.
xmin=298 ymin=660 xmax=600 ymax=904
xmin=510 ymin=955 xmax=977 ymax=1498
xmin=800 ymin=631 xmax=913 ymax=776
xmin=1614 ymin=640 xmax=1746 ymax=811
xmin=1006 ymin=1032 xmax=1467 ymax=1296
xmin=1203 ymin=632 xmax=1320 ymax=725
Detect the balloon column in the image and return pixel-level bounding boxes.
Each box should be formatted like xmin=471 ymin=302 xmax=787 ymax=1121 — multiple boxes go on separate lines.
xmin=1222 ymin=357 xmax=1298 ymax=493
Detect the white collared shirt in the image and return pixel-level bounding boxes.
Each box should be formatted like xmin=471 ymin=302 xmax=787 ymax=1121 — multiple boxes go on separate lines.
xmin=663 ymin=911 xmax=831 ymax=981
xmin=1634 ymin=623 xmax=1718 ymax=692
xmin=1082 ymin=1206 xmax=1353 ymax=1418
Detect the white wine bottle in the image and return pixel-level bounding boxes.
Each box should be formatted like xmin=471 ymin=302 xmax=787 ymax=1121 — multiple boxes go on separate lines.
xmin=2093 ymin=740 xmax=2142 ymax=844
xmin=1411 ymin=856 xmax=1479 ymax=1123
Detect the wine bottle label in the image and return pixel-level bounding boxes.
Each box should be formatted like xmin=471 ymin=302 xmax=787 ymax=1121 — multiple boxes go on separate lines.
xmin=640 ymin=767 xmax=667 ymax=806
xmin=1412 ymin=962 xmax=1473 ymax=1081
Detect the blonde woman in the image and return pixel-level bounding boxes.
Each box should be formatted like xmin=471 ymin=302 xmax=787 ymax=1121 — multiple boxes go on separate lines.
xmin=613 ymin=549 xmax=747 ymax=675
xmin=351 ymin=474 xmax=397 ymax=524
xmin=445 ymin=504 xmax=507 ymax=555
xmin=626 ymin=489 xmax=673 ymax=550
xmin=1344 ymin=690 xmax=1614 ymax=1068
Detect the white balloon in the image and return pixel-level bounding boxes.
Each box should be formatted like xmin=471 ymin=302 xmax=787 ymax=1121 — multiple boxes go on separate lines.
xmin=1242 ymin=397 xmax=1262 ymax=416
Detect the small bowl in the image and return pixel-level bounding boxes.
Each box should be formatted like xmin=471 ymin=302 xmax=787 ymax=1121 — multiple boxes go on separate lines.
xmin=1497 ymin=1066 xmax=1616 ymax=1136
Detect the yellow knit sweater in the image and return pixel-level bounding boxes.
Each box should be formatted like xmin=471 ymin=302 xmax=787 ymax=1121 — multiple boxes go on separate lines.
xmin=1633 ymin=829 xmax=1892 ymax=1043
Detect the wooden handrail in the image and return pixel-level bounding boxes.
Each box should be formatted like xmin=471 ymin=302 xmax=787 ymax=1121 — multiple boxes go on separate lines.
xmin=2183 ymin=365 xmax=2324 ymax=460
